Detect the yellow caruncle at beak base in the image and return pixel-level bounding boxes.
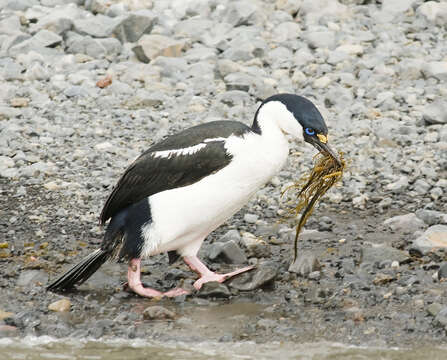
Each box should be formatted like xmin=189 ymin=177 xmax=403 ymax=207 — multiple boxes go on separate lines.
xmin=317 ymin=134 xmax=328 ymax=144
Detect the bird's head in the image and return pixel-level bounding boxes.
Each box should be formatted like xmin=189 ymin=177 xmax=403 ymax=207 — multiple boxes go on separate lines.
xmin=254 ymin=93 xmax=341 ymax=165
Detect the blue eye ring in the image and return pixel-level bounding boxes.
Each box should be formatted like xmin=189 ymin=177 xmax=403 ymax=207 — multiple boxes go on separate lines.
xmin=305 ymin=128 xmax=315 ymax=136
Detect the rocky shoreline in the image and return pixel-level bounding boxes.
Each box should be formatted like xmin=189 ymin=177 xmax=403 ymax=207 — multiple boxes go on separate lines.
xmin=1 ymin=0 xmax=446 ymax=346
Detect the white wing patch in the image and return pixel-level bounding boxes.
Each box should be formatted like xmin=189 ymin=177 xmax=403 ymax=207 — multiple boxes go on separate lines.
xmin=152 ymin=137 xmax=227 ymax=159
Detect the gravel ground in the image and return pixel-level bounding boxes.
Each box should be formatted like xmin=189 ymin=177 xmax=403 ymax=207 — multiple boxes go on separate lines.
xmin=1 ymin=0 xmax=447 ymax=346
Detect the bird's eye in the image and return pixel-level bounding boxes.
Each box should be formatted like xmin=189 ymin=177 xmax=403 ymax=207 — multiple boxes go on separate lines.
xmin=305 ymin=128 xmax=315 ymax=135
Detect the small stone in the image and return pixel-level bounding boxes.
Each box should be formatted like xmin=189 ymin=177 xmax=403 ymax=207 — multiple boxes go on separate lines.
xmin=383 ymin=213 xmax=426 ymax=233
xmin=241 ymin=232 xmax=271 ymax=258
xmin=198 ymin=282 xmax=231 ymax=298
xmin=208 ymin=240 xmax=247 ymax=264
xmin=228 ymin=262 xmax=277 ymax=291
xmin=132 ymin=34 xmax=186 ymax=63
xmin=244 ymin=213 xmax=258 ymax=224
xmin=437 ymin=262 xmax=447 ymax=281
xmin=0 ymin=310 xmax=14 ymax=321
xmin=143 ymin=306 xmax=175 ymax=320
xmin=421 ymin=100 xmax=447 ymax=125
xmin=423 ymin=62 xmax=447 ymax=81
xmin=73 ymin=15 xmax=118 ymax=38
xmin=335 ymin=44 xmax=364 ymax=55
xmin=10 ymin=97 xmax=29 ymax=107
xmin=427 ymin=303 xmax=443 ymax=317
xmin=361 ymin=246 xmax=408 ymax=265
xmin=385 ymin=176 xmax=409 ymax=193
xmin=288 ymin=251 xmax=320 ymax=276
xmin=217 ymin=229 xmax=241 ymax=243
xmin=96 ymin=75 xmax=113 ymax=88
xmin=412 ymin=225 xmax=447 ymax=255
xmin=111 ymin=11 xmax=156 ymax=43
xmin=416 ymin=209 xmax=447 ymax=226
xmin=48 ymin=299 xmax=71 ymax=312
xmin=434 ymin=307 xmax=447 ymax=328
xmin=417 ymin=1 xmax=447 ymax=25
xmin=308 ymin=271 xmax=321 ymax=280
xmin=304 ymin=31 xmax=336 ymax=49
xmin=373 ymin=273 xmax=395 ymax=285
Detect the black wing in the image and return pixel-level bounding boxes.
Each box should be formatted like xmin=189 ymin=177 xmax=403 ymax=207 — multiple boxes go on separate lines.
xmin=100 ymin=121 xmax=252 ymax=224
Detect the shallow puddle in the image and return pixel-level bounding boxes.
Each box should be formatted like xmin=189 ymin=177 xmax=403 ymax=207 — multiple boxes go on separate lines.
xmin=1 ymin=337 xmax=446 ymax=360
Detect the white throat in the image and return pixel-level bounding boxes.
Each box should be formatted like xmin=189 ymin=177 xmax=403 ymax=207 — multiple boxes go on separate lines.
xmin=255 ymin=101 xmax=302 ymax=138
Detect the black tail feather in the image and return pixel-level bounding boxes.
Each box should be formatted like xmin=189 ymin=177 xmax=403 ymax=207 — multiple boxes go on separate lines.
xmin=46 ymin=249 xmax=109 ymax=292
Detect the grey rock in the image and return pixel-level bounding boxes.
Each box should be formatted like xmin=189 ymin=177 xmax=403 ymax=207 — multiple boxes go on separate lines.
xmin=304 ymin=30 xmax=336 ymax=49
xmin=64 ymin=86 xmax=89 ymax=97
xmin=5 ymin=0 xmax=37 ymax=11
xmin=228 ymin=262 xmax=277 ymax=291
xmin=421 ymin=101 xmax=447 ymax=125
xmin=289 ymin=251 xmax=321 ymax=276
xmin=30 ymin=4 xmax=83 ymax=35
xmin=413 ymin=179 xmax=431 ymax=195
xmin=218 ymin=229 xmax=242 ymax=244
xmin=434 ymin=307 xmax=447 ymax=328
xmin=151 ymin=56 xmax=188 ymax=80
xmin=308 ymin=271 xmax=321 ymax=281
xmin=174 ymin=19 xmax=213 ymax=40
xmin=66 ymin=35 xmax=121 ymax=59
xmin=413 ymin=225 xmax=447 ymax=255
xmin=318 ymin=216 xmax=334 ymax=231
xmin=111 ymin=11 xmax=157 ymax=43
xmin=222 ymin=2 xmax=259 ymax=26
xmin=0 ymin=15 xmax=23 ymax=36
xmin=427 ymin=303 xmax=443 ymax=317
xmin=383 ymin=213 xmax=426 ymax=233
xmin=380 ymin=0 xmax=418 ymax=20
xmin=198 ymin=282 xmax=231 ymax=298
xmin=244 ymin=213 xmax=258 ymax=224
xmin=422 ymin=61 xmax=447 ymax=81
xmin=132 ymin=34 xmax=186 ymax=63
xmin=208 ymin=240 xmax=247 ymax=264
xmin=73 ymin=14 xmax=119 ymax=38
xmin=385 ymin=176 xmax=409 ymax=193
xmin=8 ymin=30 xmax=62 ymax=56
xmin=241 ymin=232 xmax=271 ymax=258
xmin=361 ymin=246 xmax=409 ymax=265
xmin=143 ymin=306 xmax=175 ymax=320
xmin=415 ymin=209 xmax=447 ymax=226
xmin=1 ymin=59 xmax=24 ymax=80
xmin=438 ymin=262 xmax=447 ymax=281
xmin=417 ymin=2 xmax=447 ymax=26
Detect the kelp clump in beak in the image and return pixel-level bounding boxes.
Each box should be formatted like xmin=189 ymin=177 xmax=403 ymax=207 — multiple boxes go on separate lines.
xmin=283 ymin=152 xmax=345 ymax=261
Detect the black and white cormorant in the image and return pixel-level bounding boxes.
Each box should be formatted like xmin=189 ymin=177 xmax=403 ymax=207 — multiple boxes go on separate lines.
xmin=47 ymin=93 xmax=340 ymax=297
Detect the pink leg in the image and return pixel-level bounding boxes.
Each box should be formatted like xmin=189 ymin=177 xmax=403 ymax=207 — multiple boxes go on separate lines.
xmin=127 ymin=258 xmax=189 ymax=298
xmin=183 ymin=255 xmax=254 ymax=290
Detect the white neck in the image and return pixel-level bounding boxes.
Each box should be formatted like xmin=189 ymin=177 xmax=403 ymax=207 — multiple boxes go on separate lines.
xmin=255 ymin=101 xmax=302 ymax=139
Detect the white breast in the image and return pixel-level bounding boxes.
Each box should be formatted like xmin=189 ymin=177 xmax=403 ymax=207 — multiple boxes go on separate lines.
xmin=141 ymin=126 xmax=290 ymax=258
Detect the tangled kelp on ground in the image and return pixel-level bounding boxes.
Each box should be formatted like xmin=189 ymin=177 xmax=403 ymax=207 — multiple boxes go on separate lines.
xmin=284 ymin=152 xmax=345 ymax=261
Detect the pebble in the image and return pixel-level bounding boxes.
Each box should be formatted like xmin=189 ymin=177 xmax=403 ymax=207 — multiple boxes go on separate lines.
xmin=240 ymin=232 xmax=271 ymax=258
xmin=132 ymin=34 xmax=186 ymax=63
xmin=383 ymin=213 xmax=426 ymax=233
xmin=228 ymin=262 xmax=277 ymax=291
xmin=288 ymin=251 xmax=321 ymax=276
xmin=437 ymin=262 xmax=447 ymax=281
xmin=143 ymin=306 xmax=176 ymax=320
xmin=198 ymin=282 xmax=231 ymax=298
xmin=412 ymin=225 xmax=447 ymax=255
xmin=48 ymin=299 xmax=71 ymax=312
xmin=207 ymin=240 xmax=247 ymax=264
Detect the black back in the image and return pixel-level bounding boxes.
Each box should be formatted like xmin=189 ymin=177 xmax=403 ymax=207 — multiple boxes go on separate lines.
xmin=100 ymin=121 xmax=253 ymax=224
